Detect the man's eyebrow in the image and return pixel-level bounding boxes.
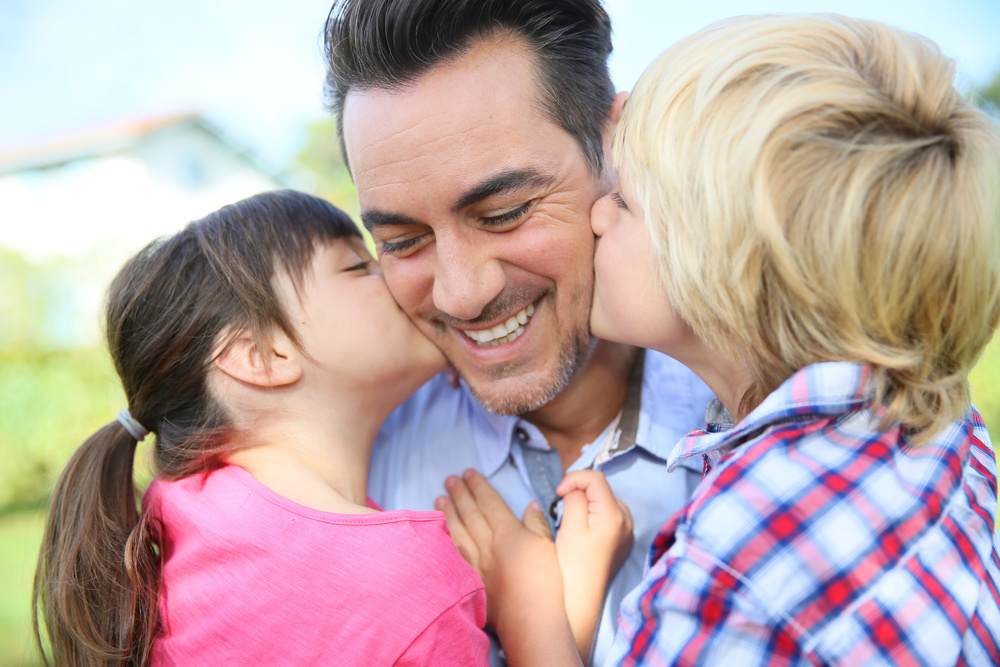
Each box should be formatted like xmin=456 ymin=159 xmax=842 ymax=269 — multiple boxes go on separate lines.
xmin=452 ymin=169 xmax=555 ymax=213
xmin=360 ymin=210 xmax=421 ymax=232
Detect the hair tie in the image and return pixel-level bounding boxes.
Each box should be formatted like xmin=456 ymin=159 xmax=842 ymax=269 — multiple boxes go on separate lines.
xmin=117 ymin=409 xmax=150 ymax=442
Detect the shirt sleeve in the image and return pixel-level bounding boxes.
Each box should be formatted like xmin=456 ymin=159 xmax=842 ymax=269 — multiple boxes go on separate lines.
xmin=395 ymin=589 xmax=491 ymax=667
xmin=607 ymin=542 xmax=807 ymax=667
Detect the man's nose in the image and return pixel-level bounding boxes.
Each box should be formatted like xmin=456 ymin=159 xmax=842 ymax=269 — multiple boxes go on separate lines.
xmin=431 ymin=233 xmax=505 ymax=321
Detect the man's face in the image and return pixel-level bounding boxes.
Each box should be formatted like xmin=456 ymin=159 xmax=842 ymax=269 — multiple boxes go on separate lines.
xmin=342 ymin=37 xmax=609 ymax=415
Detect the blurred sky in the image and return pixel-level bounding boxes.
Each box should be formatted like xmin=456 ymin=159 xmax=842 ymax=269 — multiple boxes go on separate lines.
xmin=1 ymin=0 xmax=998 ymax=171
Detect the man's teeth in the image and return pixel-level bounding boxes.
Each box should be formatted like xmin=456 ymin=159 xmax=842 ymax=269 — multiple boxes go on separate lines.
xmin=464 ymin=303 xmax=535 ymax=346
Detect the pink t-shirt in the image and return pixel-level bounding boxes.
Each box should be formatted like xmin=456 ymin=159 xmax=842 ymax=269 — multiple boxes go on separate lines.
xmin=145 ymin=464 xmax=489 ymax=666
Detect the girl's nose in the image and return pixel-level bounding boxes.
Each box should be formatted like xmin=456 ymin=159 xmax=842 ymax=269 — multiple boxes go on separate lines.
xmin=590 ymin=193 xmax=616 ymax=238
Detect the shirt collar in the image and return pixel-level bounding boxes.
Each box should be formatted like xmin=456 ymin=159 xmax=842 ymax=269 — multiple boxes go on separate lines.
xmin=506 ymin=350 xmax=648 ymax=473
xmin=667 ymin=361 xmax=874 ymax=471
xmin=474 ymin=348 xmax=716 ymax=473
xmin=458 ymin=384 xmax=521 ymax=477
xmin=592 ymin=348 xmax=691 ymax=464
xmin=604 ymin=348 xmax=646 ymax=457
xmin=634 ymin=350 xmax=716 ymax=464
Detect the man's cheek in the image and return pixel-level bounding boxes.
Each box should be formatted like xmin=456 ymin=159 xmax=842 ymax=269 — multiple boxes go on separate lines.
xmin=383 ymin=268 xmax=431 ymax=320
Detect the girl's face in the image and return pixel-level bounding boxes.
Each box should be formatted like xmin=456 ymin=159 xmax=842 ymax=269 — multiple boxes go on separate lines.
xmin=279 ymin=237 xmax=445 ymax=395
xmin=589 ymin=171 xmax=697 ymax=356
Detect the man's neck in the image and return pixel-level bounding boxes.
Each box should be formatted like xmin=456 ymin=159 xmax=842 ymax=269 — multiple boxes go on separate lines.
xmin=523 ymin=340 xmax=639 ymax=472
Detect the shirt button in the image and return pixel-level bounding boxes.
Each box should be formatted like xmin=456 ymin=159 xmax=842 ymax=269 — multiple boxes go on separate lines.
xmin=514 ymin=427 xmax=529 ymax=442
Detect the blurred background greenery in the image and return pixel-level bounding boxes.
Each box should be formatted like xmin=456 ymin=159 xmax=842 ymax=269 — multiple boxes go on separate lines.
xmin=2 ymin=23 xmax=999 ymax=667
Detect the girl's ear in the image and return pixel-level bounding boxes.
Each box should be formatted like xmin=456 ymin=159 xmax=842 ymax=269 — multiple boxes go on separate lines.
xmin=213 ymin=332 xmax=302 ymax=388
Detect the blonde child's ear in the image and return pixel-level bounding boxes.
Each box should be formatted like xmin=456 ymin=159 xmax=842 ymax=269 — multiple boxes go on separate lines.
xmin=213 ymin=332 xmax=302 ymax=388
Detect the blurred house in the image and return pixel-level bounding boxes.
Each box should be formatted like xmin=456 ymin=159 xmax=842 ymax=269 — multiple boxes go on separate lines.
xmin=0 ymin=112 xmax=298 ymax=348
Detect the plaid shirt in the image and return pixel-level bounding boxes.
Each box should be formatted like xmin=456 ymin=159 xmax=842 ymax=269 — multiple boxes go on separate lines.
xmin=607 ymin=362 xmax=1000 ymax=666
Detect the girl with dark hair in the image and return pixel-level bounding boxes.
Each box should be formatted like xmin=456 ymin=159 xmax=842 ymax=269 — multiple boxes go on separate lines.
xmin=33 ymin=190 xmax=489 ymax=666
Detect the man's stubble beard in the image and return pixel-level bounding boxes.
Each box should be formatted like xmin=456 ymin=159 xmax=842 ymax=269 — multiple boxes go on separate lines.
xmin=470 ymin=327 xmax=597 ymax=416
xmin=454 ymin=283 xmax=597 ymax=416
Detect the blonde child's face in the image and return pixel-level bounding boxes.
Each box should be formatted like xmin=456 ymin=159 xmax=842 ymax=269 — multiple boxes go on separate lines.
xmin=278 ymin=237 xmax=446 ymax=392
xmin=589 ymin=171 xmax=696 ymax=356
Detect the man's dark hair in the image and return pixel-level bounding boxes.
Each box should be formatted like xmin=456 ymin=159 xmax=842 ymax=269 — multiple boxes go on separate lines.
xmin=323 ymin=0 xmax=615 ymax=174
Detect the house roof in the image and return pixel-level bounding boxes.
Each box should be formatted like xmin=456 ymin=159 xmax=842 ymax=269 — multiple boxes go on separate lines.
xmin=0 ymin=111 xmax=284 ymax=178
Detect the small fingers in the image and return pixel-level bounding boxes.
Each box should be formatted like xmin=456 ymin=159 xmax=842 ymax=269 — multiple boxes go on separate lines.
xmin=463 ymin=469 xmax=519 ymax=526
xmin=612 ymin=498 xmax=636 ymax=569
xmin=556 ymin=470 xmax=617 ymax=505
xmin=446 ymin=473 xmax=496 ymax=548
xmin=616 ymin=498 xmax=635 ymax=534
xmin=560 ymin=488 xmax=590 ymax=529
xmin=558 ymin=471 xmax=625 ymax=528
xmin=436 ymin=494 xmax=480 ymax=568
xmin=522 ymin=500 xmax=553 ymax=540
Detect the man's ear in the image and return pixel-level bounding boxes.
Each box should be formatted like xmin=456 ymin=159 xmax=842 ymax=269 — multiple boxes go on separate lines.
xmin=602 ymin=91 xmax=629 ymax=145
xmin=213 ymin=332 xmax=302 ymax=388
xmin=601 ymin=91 xmax=630 ymax=187
xmin=610 ymin=90 xmax=629 ymax=123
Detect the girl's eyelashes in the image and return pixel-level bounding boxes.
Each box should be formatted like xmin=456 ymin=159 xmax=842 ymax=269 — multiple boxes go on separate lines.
xmin=611 ymin=192 xmax=629 ymax=211
xmin=344 ymin=260 xmax=373 ymax=272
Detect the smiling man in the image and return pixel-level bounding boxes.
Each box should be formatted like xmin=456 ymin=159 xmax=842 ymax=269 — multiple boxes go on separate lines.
xmin=343 ymin=38 xmax=607 ymax=423
xmin=323 ymin=1 xmax=715 ymax=664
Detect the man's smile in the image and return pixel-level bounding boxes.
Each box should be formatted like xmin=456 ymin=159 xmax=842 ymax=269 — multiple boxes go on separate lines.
xmin=460 ymin=303 xmax=536 ymax=347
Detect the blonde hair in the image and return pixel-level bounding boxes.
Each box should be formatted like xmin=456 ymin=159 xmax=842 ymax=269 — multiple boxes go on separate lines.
xmin=616 ymin=13 xmax=1000 ymax=436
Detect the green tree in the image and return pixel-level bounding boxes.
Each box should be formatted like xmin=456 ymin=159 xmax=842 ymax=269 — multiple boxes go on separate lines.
xmin=973 ymin=69 xmax=1000 ymax=117
xmin=293 ymin=117 xmax=359 ymax=222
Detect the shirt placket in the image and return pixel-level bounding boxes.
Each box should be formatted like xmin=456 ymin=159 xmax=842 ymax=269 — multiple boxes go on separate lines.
xmin=512 ymin=351 xmax=648 ymax=534
xmin=513 ymin=426 xmax=565 ymax=534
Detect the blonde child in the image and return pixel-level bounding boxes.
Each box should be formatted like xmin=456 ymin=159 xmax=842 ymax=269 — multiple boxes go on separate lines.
xmin=34 ymin=190 xmax=490 ymax=666
xmin=443 ymin=13 xmax=1000 ymax=666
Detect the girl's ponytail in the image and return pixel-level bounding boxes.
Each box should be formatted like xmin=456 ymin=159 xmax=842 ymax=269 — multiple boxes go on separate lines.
xmin=33 ymin=420 xmax=160 ymax=666
xmin=32 ymin=190 xmax=362 ymax=665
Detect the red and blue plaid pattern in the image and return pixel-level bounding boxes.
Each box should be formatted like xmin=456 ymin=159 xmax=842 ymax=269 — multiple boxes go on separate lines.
xmin=608 ymin=362 xmax=1000 ymax=666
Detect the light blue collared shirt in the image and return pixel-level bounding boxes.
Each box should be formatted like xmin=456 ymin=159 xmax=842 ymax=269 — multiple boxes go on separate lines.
xmin=369 ymin=349 xmax=716 ymax=666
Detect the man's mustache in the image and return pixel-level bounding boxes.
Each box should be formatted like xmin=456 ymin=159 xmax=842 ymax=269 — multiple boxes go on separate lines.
xmin=429 ymin=288 xmax=547 ymax=327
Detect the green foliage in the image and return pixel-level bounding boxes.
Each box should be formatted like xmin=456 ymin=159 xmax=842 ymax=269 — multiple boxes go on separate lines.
xmin=292 ymin=116 xmax=378 ymax=251
xmin=0 ymin=253 xmax=131 ymax=666
xmin=971 ymin=331 xmax=1000 ymax=436
xmin=974 ymin=69 xmax=1000 ymax=117
xmin=0 ymin=248 xmax=77 ymax=350
xmin=294 ymin=117 xmax=360 ymax=221
xmin=0 ymin=511 xmax=45 ymax=667
xmin=0 ymin=347 xmax=122 ymax=513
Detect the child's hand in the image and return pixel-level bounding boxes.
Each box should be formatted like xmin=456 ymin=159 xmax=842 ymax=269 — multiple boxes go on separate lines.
xmin=555 ymin=470 xmax=634 ymax=663
xmin=437 ymin=470 xmax=560 ymax=631
xmin=436 ymin=470 xmax=582 ymax=667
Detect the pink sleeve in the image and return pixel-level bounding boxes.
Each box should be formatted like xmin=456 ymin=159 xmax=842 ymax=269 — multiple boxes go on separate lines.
xmin=395 ymin=589 xmax=490 ymax=666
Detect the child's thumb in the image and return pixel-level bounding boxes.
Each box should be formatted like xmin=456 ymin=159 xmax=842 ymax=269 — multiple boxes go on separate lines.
xmin=523 ymin=501 xmax=553 ymax=540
